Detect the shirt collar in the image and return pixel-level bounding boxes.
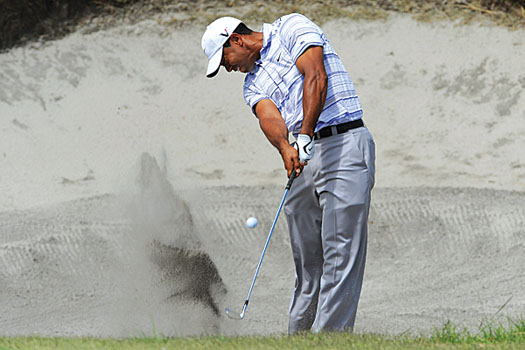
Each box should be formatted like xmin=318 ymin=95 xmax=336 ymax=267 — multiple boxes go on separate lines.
xmin=258 ymin=23 xmax=273 ymax=62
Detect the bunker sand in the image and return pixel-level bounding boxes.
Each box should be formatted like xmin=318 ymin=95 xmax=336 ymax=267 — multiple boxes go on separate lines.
xmin=1 ymin=160 xmax=524 ymax=336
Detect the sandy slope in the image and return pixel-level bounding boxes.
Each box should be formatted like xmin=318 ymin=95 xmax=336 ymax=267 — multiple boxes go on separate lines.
xmin=0 ymin=13 xmax=524 ymax=337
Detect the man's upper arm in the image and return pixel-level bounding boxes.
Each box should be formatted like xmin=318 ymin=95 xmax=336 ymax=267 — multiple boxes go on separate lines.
xmin=244 ymin=82 xmax=268 ymax=116
xmin=254 ymin=99 xmax=280 ymax=120
xmin=295 ymin=46 xmax=325 ymax=77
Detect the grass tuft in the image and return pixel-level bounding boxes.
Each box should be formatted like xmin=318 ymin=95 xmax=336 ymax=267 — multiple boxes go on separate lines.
xmin=430 ymin=318 xmax=525 ymax=344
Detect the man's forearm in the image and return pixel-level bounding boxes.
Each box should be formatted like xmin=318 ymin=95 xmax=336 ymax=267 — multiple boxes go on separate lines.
xmin=295 ymin=46 xmax=328 ymax=137
xmin=259 ymin=112 xmax=290 ymax=154
xmin=255 ymin=99 xmax=303 ymax=176
xmin=255 ymin=99 xmax=290 ymax=153
xmin=301 ymin=71 xmax=327 ymax=136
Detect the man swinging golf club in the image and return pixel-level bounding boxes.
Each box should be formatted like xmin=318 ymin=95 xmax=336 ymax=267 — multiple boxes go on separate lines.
xmin=201 ymin=13 xmax=375 ymax=333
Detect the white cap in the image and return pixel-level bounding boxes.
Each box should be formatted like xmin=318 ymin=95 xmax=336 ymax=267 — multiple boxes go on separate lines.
xmin=201 ymin=16 xmax=242 ymax=78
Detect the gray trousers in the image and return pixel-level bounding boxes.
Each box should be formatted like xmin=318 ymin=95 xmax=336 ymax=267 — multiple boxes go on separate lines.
xmin=284 ymin=126 xmax=375 ymax=333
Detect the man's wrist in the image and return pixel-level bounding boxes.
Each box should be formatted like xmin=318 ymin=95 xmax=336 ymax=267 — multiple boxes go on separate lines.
xmin=299 ymin=130 xmax=314 ymax=138
xmin=277 ymin=139 xmax=292 ymax=154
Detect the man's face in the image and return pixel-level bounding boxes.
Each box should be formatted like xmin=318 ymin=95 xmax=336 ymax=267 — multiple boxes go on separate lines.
xmin=221 ymin=36 xmax=255 ymax=74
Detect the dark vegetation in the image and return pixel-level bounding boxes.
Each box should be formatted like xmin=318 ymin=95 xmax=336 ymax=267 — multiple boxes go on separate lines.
xmin=0 ymin=0 xmax=130 ymax=51
xmin=1 ymin=0 xmax=524 ymax=52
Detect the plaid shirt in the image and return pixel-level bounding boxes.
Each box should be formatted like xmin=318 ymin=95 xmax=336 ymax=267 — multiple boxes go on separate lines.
xmin=243 ymin=13 xmax=363 ymax=136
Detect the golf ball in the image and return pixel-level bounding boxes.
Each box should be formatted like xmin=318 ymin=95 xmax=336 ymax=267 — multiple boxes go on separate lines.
xmin=245 ymin=217 xmax=258 ymax=229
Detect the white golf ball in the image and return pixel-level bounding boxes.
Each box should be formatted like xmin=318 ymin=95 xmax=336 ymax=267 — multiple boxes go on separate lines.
xmin=245 ymin=217 xmax=258 ymax=229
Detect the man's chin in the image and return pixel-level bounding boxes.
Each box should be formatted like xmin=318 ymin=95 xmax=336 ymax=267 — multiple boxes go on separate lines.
xmin=242 ymin=65 xmax=256 ymax=74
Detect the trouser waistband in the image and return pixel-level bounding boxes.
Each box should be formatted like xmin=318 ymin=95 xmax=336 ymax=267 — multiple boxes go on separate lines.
xmin=313 ymin=119 xmax=364 ymax=140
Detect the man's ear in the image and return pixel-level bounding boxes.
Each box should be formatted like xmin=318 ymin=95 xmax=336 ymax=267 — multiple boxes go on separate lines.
xmin=230 ymin=33 xmax=243 ymax=47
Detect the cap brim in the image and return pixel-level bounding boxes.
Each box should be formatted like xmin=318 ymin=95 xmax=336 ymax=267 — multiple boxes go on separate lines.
xmin=206 ymin=48 xmax=223 ymax=78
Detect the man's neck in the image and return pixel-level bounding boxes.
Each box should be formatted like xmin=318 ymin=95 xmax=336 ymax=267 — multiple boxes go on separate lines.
xmin=246 ymin=31 xmax=264 ymax=62
xmin=252 ymin=31 xmax=264 ymax=52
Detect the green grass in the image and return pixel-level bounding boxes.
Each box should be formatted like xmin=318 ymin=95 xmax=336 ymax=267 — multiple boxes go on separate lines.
xmin=430 ymin=318 xmax=525 ymax=344
xmin=1 ymin=319 xmax=524 ymax=350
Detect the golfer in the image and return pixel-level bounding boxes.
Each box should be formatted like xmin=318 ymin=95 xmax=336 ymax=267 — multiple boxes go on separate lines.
xmin=201 ymin=13 xmax=375 ymax=333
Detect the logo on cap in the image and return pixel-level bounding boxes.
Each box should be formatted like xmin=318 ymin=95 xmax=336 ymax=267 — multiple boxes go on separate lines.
xmin=220 ymin=28 xmax=229 ymax=37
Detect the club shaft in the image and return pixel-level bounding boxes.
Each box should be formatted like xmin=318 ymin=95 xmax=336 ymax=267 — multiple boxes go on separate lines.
xmin=243 ymin=169 xmax=296 ymax=310
xmin=244 ymin=188 xmax=289 ymax=304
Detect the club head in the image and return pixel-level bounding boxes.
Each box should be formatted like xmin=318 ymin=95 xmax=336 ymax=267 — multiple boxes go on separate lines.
xmin=225 ymin=307 xmax=244 ymax=320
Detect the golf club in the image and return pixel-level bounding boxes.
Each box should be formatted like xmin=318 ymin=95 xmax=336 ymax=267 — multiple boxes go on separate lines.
xmin=225 ymin=168 xmax=297 ymax=320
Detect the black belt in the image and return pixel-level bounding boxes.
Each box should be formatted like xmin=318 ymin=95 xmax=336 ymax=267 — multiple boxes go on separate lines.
xmin=314 ymin=119 xmax=364 ymax=140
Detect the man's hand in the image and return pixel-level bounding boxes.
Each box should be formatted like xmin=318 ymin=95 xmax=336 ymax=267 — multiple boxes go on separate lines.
xmin=280 ymin=143 xmax=303 ymax=178
xmin=295 ymin=134 xmax=315 ymax=162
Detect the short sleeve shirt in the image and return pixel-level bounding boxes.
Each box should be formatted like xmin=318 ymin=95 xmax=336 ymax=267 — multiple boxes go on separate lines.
xmin=243 ymin=13 xmax=363 ymax=136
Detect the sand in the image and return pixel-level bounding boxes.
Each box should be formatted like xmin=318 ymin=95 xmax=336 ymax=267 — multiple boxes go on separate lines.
xmin=0 ymin=13 xmax=524 ymax=337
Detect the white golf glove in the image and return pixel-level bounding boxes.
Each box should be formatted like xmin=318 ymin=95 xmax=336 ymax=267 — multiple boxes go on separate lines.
xmin=295 ymin=134 xmax=315 ymax=162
